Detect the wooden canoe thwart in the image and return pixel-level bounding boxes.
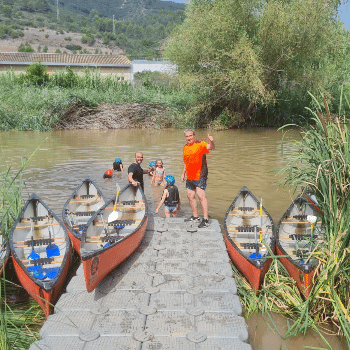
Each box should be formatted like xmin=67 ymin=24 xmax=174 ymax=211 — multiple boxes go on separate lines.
xmin=223 ymin=186 xmax=276 ymax=291
xmin=62 ymin=177 xmax=107 ymax=256
xmin=80 ymin=183 xmax=148 ymax=293
xmin=276 ymin=192 xmax=324 ymax=297
xmin=9 ymin=193 xmax=71 ymax=317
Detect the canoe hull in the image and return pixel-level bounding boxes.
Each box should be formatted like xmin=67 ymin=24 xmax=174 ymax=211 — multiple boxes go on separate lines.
xmin=82 ymin=217 xmax=147 ymax=293
xmin=10 ymin=193 xmax=71 ymax=317
xmin=224 ymin=234 xmax=272 ymax=290
xmin=223 ymin=186 xmax=275 ymax=291
xmin=62 ymin=177 xmax=107 ymax=257
xmin=12 ymin=249 xmax=71 ymax=317
xmin=276 ymin=244 xmax=315 ymax=297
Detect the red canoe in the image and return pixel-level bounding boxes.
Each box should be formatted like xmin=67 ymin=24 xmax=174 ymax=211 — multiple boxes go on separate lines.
xmin=276 ymin=193 xmax=323 ymax=297
xmin=223 ymin=186 xmax=276 ymax=291
xmin=62 ymin=177 xmax=107 ymax=256
xmin=10 ymin=194 xmax=71 ymax=317
xmin=80 ymin=184 xmax=148 ymax=293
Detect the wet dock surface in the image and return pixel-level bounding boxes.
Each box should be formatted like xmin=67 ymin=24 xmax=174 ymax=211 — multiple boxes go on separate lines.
xmin=30 ymin=217 xmax=252 ymax=350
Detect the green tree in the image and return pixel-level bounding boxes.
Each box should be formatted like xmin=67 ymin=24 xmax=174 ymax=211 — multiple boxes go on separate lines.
xmin=25 ymin=61 xmax=49 ymax=85
xmin=165 ymin=0 xmax=346 ymax=124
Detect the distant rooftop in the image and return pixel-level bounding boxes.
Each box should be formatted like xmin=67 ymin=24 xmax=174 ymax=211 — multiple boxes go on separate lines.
xmin=0 ymin=52 xmax=131 ymax=67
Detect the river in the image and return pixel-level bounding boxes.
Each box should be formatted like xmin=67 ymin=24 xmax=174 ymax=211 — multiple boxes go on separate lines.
xmin=0 ymin=128 xmax=346 ymax=349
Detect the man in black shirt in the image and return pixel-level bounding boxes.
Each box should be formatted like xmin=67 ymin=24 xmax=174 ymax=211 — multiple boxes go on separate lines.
xmin=128 ymin=152 xmax=153 ymax=192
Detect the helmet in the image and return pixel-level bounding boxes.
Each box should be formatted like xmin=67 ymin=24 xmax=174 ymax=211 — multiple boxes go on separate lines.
xmin=105 ymin=169 xmax=113 ymax=177
xmin=165 ymin=175 xmax=175 ymax=186
xmin=149 ymin=161 xmax=156 ymax=167
xmin=115 ymin=158 xmax=122 ymax=163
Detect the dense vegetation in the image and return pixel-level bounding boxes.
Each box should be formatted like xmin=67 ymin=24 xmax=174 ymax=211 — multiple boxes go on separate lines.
xmin=235 ymin=95 xmax=350 ymax=348
xmin=0 ymin=65 xmax=197 ymax=131
xmin=165 ymin=0 xmax=350 ymax=126
xmin=0 ymin=0 xmax=185 ymax=59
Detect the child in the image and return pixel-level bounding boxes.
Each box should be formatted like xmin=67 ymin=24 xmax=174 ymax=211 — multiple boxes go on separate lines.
xmin=103 ymin=168 xmax=113 ymax=179
xmin=150 ymin=159 xmax=166 ymax=187
xmin=113 ymin=158 xmax=124 ymax=172
xmin=155 ymin=175 xmax=181 ymax=218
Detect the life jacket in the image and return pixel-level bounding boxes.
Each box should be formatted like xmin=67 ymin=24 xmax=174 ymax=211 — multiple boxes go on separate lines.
xmin=113 ymin=161 xmax=122 ymax=171
xmin=164 ymin=185 xmax=179 ymax=206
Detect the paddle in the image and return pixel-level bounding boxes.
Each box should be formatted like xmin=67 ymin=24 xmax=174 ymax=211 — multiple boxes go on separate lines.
xmin=27 ymin=219 xmax=40 ymax=261
xmin=259 ymin=196 xmax=263 ymax=242
xmin=249 ymin=225 xmax=262 ymax=259
xmin=108 ymin=183 xmax=121 ymax=224
xmin=46 ymin=217 xmax=60 ymax=258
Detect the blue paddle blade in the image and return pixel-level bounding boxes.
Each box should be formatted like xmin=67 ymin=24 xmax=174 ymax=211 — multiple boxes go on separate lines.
xmin=46 ymin=245 xmax=60 ymax=257
xmin=104 ymin=242 xmax=111 ymax=248
xmin=44 ymin=267 xmax=60 ymax=279
xmin=249 ymin=253 xmax=262 ymax=259
xmin=300 ymin=260 xmax=305 ymax=264
xmin=27 ymin=266 xmax=46 ymax=280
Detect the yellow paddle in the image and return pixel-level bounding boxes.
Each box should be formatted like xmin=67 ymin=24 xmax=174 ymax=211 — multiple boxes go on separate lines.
xmin=108 ymin=183 xmax=121 ymax=224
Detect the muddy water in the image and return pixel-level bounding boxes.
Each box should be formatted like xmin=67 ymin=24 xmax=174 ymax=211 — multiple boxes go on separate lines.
xmin=0 ymin=128 xmax=346 ymax=349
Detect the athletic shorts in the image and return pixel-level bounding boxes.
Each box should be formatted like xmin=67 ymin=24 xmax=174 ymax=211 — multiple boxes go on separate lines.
xmin=165 ymin=205 xmax=177 ymax=212
xmin=186 ymin=178 xmax=207 ymax=191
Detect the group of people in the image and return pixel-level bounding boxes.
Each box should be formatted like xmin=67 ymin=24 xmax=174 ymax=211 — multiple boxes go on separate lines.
xmin=105 ymin=129 xmax=215 ymax=228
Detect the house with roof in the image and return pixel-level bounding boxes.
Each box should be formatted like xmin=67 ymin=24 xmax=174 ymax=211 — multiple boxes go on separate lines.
xmin=0 ymin=52 xmax=132 ymax=80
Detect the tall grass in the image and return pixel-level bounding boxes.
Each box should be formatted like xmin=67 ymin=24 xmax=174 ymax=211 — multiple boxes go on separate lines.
xmin=0 ymin=160 xmax=44 ymax=349
xmin=0 ymin=68 xmax=197 ymax=131
xmin=235 ymin=93 xmax=350 ymax=349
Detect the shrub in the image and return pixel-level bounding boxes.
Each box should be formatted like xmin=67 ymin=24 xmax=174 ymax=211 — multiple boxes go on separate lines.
xmin=55 ymin=49 xmax=61 ymax=53
xmin=45 ymin=34 xmax=49 ymax=38
xmin=81 ymin=34 xmax=95 ymax=46
xmin=38 ymin=45 xmax=41 ymax=52
xmin=65 ymin=44 xmax=82 ymax=51
xmin=18 ymin=42 xmax=34 ymax=52
xmin=43 ymin=46 xmax=48 ymax=53
xmin=17 ymin=61 xmax=49 ymax=86
xmin=64 ymin=36 xmax=72 ymax=41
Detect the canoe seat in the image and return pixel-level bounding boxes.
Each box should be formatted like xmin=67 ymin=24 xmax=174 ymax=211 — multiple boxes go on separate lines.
xmin=236 ymin=226 xmax=259 ymax=232
xmin=73 ymin=211 xmax=95 ymax=216
xmin=285 ymin=215 xmax=308 ymax=220
xmin=74 ymin=194 xmax=100 ymax=199
xmin=100 ymin=236 xmax=123 ymax=243
xmin=20 ymin=215 xmax=53 ymax=223
xmin=288 ymin=234 xmax=315 ymax=240
xmin=27 ymin=257 xmax=56 ymax=266
xmin=241 ymin=242 xmax=262 ymax=249
xmin=119 ymin=200 xmax=144 ymax=205
xmin=15 ymin=238 xmax=63 ymax=247
xmin=233 ymin=206 xmax=257 ymax=211
xmin=107 ymin=219 xmax=135 ymax=227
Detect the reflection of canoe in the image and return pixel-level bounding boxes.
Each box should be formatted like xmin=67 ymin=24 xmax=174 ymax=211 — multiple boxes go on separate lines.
xmin=276 ymin=193 xmax=323 ymax=297
xmin=0 ymin=232 xmax=10 ymax=276
xmin=224 ymin=186 xmax=275 ymax=291
xmin=80 ymin=184 xmax=147 ymax=293
xmin=62 ymin=177 xmax=107 ymax=256
xmin=10 ymin=194 xmax=71 ymax=317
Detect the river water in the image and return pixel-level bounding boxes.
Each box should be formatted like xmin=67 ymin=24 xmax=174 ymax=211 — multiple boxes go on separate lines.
xmin=0 ymin=128 xmax=346 ymax=349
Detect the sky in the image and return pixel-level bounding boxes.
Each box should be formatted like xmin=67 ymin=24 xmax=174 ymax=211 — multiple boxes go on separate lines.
xmin=165 ymin=0 xmax=350 ymax=30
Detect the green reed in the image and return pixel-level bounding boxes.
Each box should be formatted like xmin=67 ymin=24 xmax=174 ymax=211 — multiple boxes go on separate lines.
xmin=235 ymin=93 xmax=350 ymax=349
xmin=0 ymin=160 xmax=44 ymax=350
xmin=0 ymin=69 xmax=195 ymax=131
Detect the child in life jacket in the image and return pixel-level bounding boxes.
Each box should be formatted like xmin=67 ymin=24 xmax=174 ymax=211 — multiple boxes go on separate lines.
xmin=155 ymin=175 xmax=181 ymax=218
xmin=113 ymin=158 xmax=124 ymax=172
xmin=103 ymin=168 xmax=113 ymax=179
xmin=150 ymin=159 xmax=166 ymax=187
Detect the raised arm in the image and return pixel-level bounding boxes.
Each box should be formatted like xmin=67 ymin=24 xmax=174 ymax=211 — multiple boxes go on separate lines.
xmin=207 ymin=133 xmax=215 ymax=150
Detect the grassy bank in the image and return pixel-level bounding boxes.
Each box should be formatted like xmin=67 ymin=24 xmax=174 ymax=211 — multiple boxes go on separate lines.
xmin=0 ymin=67 xmax=198 ymax=131
xmin=235 ymin=95 xmax=350 ymax=349
xmin=0 ymin=162 xmax=45 ymax=349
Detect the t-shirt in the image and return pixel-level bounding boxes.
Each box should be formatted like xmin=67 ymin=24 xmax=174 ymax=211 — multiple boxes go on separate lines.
xmin=113 ymin=161 xmax=122 ymax=171
xmin=183 ymin=140 xmax=209 ymax=181
xmin=128 ymin=163 xmax=144 ymax=191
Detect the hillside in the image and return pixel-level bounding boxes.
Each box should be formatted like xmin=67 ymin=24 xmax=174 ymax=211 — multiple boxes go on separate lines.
xmin=58 ymin=0 xmax=185 ymax=19
xmin=0 ymin=0 xmax=186 ymax=58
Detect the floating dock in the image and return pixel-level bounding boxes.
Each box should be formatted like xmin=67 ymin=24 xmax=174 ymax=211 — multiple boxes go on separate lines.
xmin=30 ymin=217 xmax=252 ymax=350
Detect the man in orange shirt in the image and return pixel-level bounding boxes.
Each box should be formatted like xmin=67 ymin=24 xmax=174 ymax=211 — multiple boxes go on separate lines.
xmin=181 ymin=128 xmax=215 ymax=228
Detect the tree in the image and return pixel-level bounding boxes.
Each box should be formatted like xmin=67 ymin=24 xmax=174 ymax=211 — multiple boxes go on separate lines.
xmin=165 ymin=0 xmax=346 ymax=124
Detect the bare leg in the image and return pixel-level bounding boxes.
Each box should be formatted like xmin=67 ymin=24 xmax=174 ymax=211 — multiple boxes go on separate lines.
xmin=164 ymin=207 xmax=171 ymax=218
xmin=187 ymin=188 xmax=198 ymax=217
xmin=196 ymin=187 xmax=208 ymax=219
xmin=171 ymin=208 xmax=178 ymax=218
